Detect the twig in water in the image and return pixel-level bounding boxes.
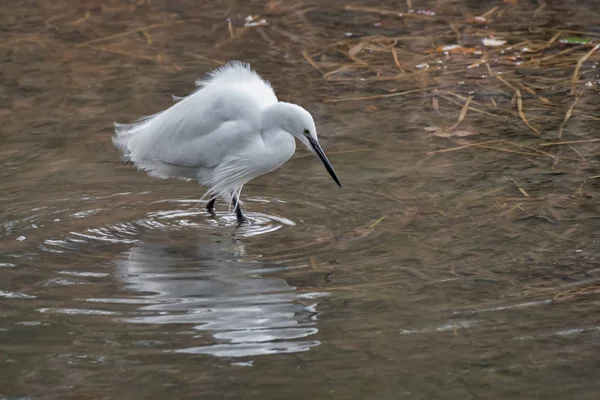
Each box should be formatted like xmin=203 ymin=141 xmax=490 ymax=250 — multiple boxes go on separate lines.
xmin=390 ymin=46 xmax=405 ymax=73
xmin=540 ymin=138 xmax=600 ymax=147
xmin=478 ymin=146 xmax=550 ymax=158
xmin=69 ymin=11 xmax=91 ymax=26
xmin=447 ymin=96 xmax=473 ymax=131
xmin=571 ymin=44 xmax=600 ymax=94
xmin=368 ymin=215 xmax=387 ymax=229
xmin=323 ymin=87 xmax=433 ymax=103
xmin=76 ymin=21 xmax=182 ymax=47
xmin=427 ymin=139 xmax=506 ymax=155
xmin=559 ymin=88 xmax=587 ymax=138
xmin=184 ymin=53 xmax=225 ymax=65
xmin=481 ymin=6 xmax=499 ymax=19
xmin=227 ymin=20 xmax=234 ymax=39
xmin=302 ymin=49 xmax=324 ymax=75
xmin=515 ymin=90 xmax=540 ymax=135
xmin=496 ymin=76 xmax=540 ymax=135
xmin=216 ymin=26 xmax=249 ymax=47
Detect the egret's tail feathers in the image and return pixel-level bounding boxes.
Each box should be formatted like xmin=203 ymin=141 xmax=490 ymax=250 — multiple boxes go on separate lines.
xmin=112 ymin=113 xmax=162 ymax=158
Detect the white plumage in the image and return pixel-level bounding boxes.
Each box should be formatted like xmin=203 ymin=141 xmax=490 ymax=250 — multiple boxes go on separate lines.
xmin=113 ymin=61 xmax=340 ymax=224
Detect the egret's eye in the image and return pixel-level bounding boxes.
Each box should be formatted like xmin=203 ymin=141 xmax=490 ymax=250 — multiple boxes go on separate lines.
xmin=303 ymin=129 xmax=310 ymax=135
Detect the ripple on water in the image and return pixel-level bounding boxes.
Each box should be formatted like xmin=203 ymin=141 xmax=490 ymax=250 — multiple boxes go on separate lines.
xmin=29 ymin=198 xmax=320 ymax=358
xmin=0 ymin=290 xmax=37 ymax=299
xmin=36 ymin=308 xmax=121 ymax=316
xmin=174 ymin=340 xmax=320 ymax=357
xmin=0 ymin=263 xmax=18 ymax=268
xmin=40 ymin=198 xmax=296 ymax=253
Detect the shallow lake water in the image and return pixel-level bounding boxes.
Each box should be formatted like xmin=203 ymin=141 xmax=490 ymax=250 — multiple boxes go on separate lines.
xmin=2 ymin=0 xmax=600 ymax=399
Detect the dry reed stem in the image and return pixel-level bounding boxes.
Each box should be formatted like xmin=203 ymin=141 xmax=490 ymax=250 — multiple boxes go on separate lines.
xmin=427 ymin=139 xmax=507 ymax=155
xmin=494 ymin=197 xmax=542 ymax=202
xmin=322 ymin=87 xmax=433 ymax=103
xmin=554 ymin=285 xmax=600 ymax=300
xmin=216 ymin=26 xmax=249 ymax=47
xmin=515 ymin=91 xmax=541 ymax=135
xmin=578 ymin=112 xmax=600 ymax=121
xmin=536 ymin=47 xmax=578 ymax=63
xmin=478 ymin=145 xmax=550 ymax=158
xmin=88 ymin=45 xmax=161 ymax=62
xmin=558 ymin=88 xmax=586 ymax=139
xmin=440 ymin=95 xmax=502 ymax=119
xmin=368 ymin=215 xmax=387 ymax=229
xmin=302 ymin=49 xmax=324 ymax=75
xmin=447 ymin=95 xmax=473 ymax=131
xmin=441 ymin=91 xmax=493 ymax=109
xmin=76 ymin=21 xmax=182 ymax=47
xmin=568 ymin=145 xmax=587 ymax=161
xmin=519 ymin=189 xmax=530 ymax=197
xmin=507 ymin=176 xmax=530 ymax=197
xmin=141 ymin=31 xmax=152 ymax=45
xmin=343 ymin=5 xmax=404 ymax=16
xmin=69 ymin=11 xmax=90 ymax=26
xmin=373 ymin=192 xmax=405 ymax=204
xmin=540 ymin=138 xmax=600 ymax=147
xmin=227 ymin=20 xmax=234 ymax=39
xmin=560 ymin=30 xmax=600 ymax=37
xmin=432 ymin=97 xmax=440 ymax=114
xmin=44 ymin=10 xmax=74 ymax=25
xmin=342 ymin=4 xmax=436 ymax=19
xmin=481 ymin=6 xmax=499 ymax=18
xmin=390 ymin=46 xmax=405 ymax=73
xmin=518 ymin=82 xmax=536 ymax=96
xmin=542 ymin=31 xmax=562 ymax=50
xmin=183 ymin=52 xmax=225 ymax=65
xmin=322 ymin=65 xmax=369 ymax=79
xmin=497 ymin=76 xmax=541 ymax=135
xmin=571 ymin=43 xmax=600 ymax=94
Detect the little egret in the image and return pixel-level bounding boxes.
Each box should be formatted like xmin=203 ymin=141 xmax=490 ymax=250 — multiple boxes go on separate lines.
xmin=113 ymin=61 xmax=341 ymax=224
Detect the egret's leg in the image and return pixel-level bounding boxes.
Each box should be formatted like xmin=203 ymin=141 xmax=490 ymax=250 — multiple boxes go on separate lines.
xmin=206 ymin=198 xmax=217 ymax=218
xmin=231 ymin=193 xmax=247 ymax=224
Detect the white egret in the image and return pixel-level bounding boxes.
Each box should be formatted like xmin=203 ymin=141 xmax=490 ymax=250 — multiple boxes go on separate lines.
xmin=113 ymin=61 xmax=341 ymax=224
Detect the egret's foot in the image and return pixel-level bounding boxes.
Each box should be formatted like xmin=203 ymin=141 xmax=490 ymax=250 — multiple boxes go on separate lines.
xmin=235 ymin=207 xmax=248 ymax=225
xmin=206 ymin=198 xmax=217 ymax=218
xmin=231 ymin=193 xmax=248 ymax=225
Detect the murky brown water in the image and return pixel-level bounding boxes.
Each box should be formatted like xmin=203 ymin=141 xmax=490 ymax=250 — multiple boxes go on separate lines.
xmin=3 ymin=0 xmax=600 ymax=399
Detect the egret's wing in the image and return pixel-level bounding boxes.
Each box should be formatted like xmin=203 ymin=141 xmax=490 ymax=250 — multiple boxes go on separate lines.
xmin=113 ymin=86 xmax=262 ymax=178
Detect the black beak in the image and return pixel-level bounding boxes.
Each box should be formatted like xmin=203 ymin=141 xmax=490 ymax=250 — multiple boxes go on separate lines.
xmin=307 ymin=136 xmax=342 ymax=187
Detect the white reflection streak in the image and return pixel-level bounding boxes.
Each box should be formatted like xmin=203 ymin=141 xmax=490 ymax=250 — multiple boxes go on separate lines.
xmin=113 ymin=240 xmax=323 ymax=358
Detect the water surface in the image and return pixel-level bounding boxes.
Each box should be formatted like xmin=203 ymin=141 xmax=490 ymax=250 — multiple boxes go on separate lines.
xmin=2 ymin=0 xmax=600 ymax=399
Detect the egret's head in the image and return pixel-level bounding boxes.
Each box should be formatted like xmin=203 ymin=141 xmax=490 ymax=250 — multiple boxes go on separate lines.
xmin=268 ymin=102 xmax=341 ymax=187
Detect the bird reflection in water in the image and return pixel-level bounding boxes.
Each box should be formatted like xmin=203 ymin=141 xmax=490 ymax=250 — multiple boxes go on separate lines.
xmin=115 ymin=239 xmax=325 ymax=357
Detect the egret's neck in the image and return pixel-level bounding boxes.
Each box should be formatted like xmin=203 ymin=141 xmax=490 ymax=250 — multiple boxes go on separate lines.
xmin=261 ymin=103 xmax=287 ymax=134
xmin=260 ymin=103 xmax=296 ymax=163
xmin=262 ymin=102 xmax=305 ymax=138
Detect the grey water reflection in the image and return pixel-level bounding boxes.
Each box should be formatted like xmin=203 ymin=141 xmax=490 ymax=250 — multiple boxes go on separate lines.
xmin=112 ymin=239 xmax=325 ymax=357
